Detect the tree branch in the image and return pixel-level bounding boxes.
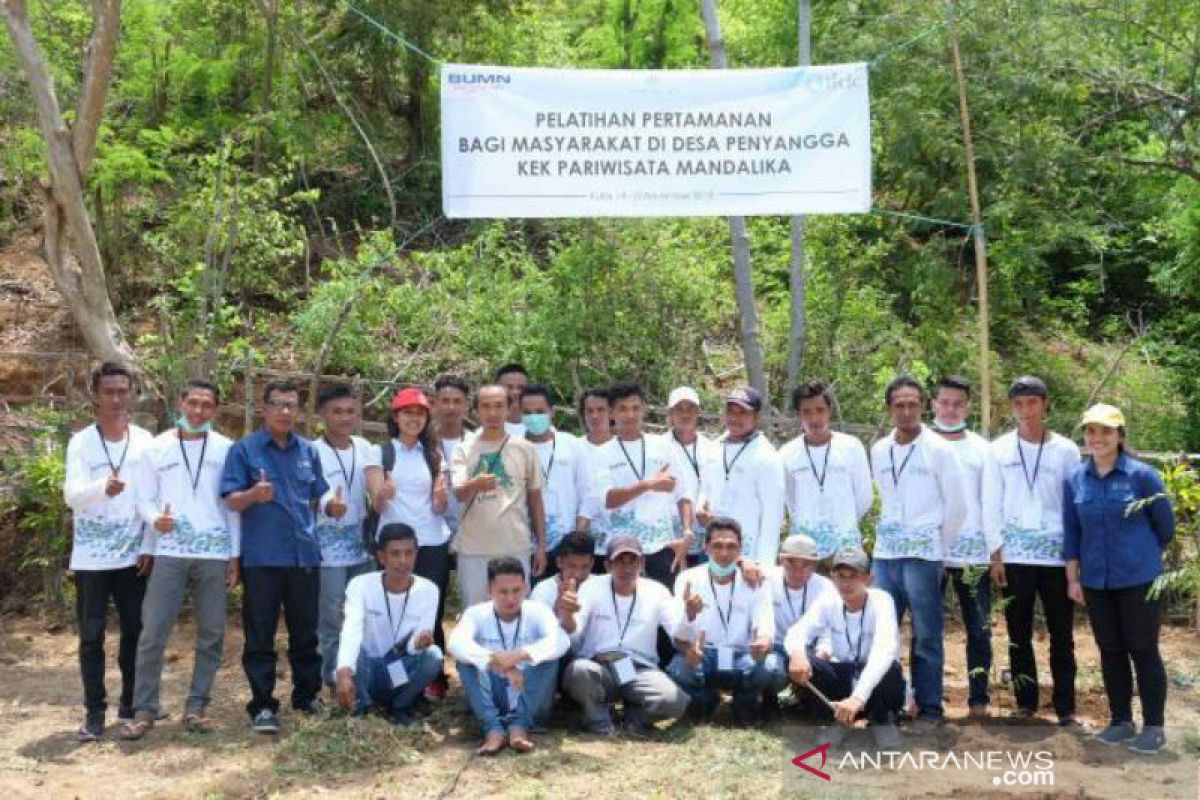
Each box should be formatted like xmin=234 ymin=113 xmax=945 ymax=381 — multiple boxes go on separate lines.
xmin=73 ymin=0 xmax=121 ymax=179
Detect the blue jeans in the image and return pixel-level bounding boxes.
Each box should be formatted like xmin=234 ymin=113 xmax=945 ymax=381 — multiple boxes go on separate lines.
xmin=457 ymin=659 xmax=559 ymax=737
xmin=942 ymin=567 xmax=992 ymax=707
xmin=874 ymin=557 xmax=945 ymax=720
xmin=354 ymin=647 xmax=443 ymax=716
xmin=666 ymin=646 xmax=787 ymax=716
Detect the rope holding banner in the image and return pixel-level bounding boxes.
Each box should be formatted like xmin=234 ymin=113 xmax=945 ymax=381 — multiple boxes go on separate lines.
xmin=348 ymin=4 xmax=443 ymax=66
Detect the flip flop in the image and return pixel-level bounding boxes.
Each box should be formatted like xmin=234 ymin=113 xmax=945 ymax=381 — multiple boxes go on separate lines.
xmin=116 ymin=719 xmax=152 ymax=741
xmin=182 ymin=713 xmax=215 ymax=733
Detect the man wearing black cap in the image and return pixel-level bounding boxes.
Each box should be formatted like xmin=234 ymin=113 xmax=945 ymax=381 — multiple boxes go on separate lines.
xmin=990 ymin=375 xmax=1082 ymax=726
xmin=696 ymin=386 xmax=786 ymax=565
xmin=561 ymin=535 xmax=691 ymax=735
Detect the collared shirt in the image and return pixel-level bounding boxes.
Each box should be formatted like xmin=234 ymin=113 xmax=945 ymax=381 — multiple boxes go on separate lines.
xmin=447 ymin=600 xmax=570 ymax=673
xmin=1063 ymin=453 xmax=1176 ymax=590
xmin=314 ymin=435 xmax=373 ymax=566
xmin=870 ymin=425 xmax=968 ymax=562
xmin=942 ymin=431 xmax=1003 ymax=566
xmin=63 ymin=423 xmax=154 ymax=570
xmin=779 ymin=431 xmax=873 ymax=557
xmin=571 ymin=575 xmax=682 ymax=668
xmin=530 ymin=430 xmax=606 ymax=552
xmin=673 ymin=563 xmax=775 ymax=649
xmin=766 ymin=567 xmax=834 ymax=648
xmin=990 ymin=430 xmax=1081 ymax=566
xmin=698 ymin=433 xmax=786 ymax=563
xmin=369 ymin=439 xmax=450 ymax=548
xmin=220 ymin=428 xmax=330 ymax=568
xmin=336 ymin=572 xmax=440 ymax=671
xmin=135 ymin=429 xmax=240 ymax=560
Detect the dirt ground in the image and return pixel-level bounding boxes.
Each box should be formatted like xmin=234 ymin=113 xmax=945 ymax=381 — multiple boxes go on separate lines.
xmin=1 ymin=609 xmax=1198 ymax=800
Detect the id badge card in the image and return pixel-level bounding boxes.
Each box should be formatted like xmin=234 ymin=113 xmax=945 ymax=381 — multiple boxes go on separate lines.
xmin=386 ymin=656 xmax=409 ymax=688
xmin=612 ymin=656 xmax=637 ymax=686
xmin=717 ymin=645 xmax=735 ymax=672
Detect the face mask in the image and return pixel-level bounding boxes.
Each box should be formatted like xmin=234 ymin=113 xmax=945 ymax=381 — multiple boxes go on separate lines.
xmin=708 ymin=560 xmax=738 ymax=579
xmin=522 ymin=413 xmax=552 ymax=436
xmin=932 ymin=419 xmax=967 ymax=434
xmin=177 ymin=415 xmax=212 ymax=435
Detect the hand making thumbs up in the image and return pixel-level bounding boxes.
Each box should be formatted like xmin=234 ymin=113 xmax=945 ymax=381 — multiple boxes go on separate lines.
xmin=326 ymin=483 xmax=348 ymax=519
xmin=686 ymin=630 xmax=706 ymax=667
xmin=252 ymin=469 xmax=274 ymax=504
xmin=647 ymin=461 xmax=676 ymax=493
xmin=683 ymin=580 xmax=706 ymax=622
xmin=154 ymin=502 xmax=175 ymax=533
xmin=555 ymin=576 xmax=581 ymax=617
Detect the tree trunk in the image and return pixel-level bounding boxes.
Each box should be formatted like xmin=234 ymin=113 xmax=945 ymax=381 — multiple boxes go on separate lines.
xmin=254 ymin=0 xmax=279 ymax=173
xmin=786 ymin=0 xmax=811 ymax=393
xmin=2 ymin=0 xmax=141 ymax=377
xmin=699 ymin=0 xmax=767 ymax=397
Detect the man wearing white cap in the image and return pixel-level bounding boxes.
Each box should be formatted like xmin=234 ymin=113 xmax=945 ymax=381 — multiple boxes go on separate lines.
xmin=697 ymin=386 xmax=786 ymax=565
xmin=764 ymin=533 xmax=834 ymax=716
xmin=664 ymin=387 xmax=719 ymax=568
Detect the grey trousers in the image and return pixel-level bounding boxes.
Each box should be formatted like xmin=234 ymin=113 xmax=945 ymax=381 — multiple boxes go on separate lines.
xmin=564 ymin=657 xmax=690 ymax=730
xmin=132 ymin=556 xmax=228 ymax=716
xmin=318 ymin=560 xmax=373 ymax=687
xmin=457 ymin=553 xmax=530 ymax=608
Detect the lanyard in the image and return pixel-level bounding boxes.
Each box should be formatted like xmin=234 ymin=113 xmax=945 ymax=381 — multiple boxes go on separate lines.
xmin=784 ymin=582 xmax=809 ymax=620
xmin=381 ymin=573 xmax=411 ymax=647
xmin=178 ymin=433 xmax=209 ymax=495
xmin=1017 ymin=432 xmax=1045 ymax=494
xmin=494 ymin=609 xmax=523 ymax=651
xmin=889 ymin=442 xmax=916 ymax=487
xmin=96 ymin=426 xmax=130 ymax=474
xmin=480 ymin=435 xmax=510 ymax=476
xmin=723 ymin=433 xmax=756 ymax=480
xmin=843 ymin=595 xmax=869 ymax=666
xmin=610 ymin=584 xmax=638 ymax=647
xmin=538 ymin=435 xmax=557 ymax=482
xmin=325 ymin=437 xmax=356 ymax=492
xmin=673 ymin=432 xmax=700 ymax=478
xmin=708 ymin=572 xmax=736 ymax=636
xmin=618 ymin=437 xmax=646 ymax=481
xmin=803 ymin=436 xmax=832 ymax=492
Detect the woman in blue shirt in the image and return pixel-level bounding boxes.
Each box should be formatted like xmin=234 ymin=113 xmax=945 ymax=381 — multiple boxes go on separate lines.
xmin=1063 ymin=403 xmax=1175 ymax=755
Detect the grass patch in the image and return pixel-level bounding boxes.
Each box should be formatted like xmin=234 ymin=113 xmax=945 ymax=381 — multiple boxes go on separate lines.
xmin=272 ymin=713 xmax=423 ymax=777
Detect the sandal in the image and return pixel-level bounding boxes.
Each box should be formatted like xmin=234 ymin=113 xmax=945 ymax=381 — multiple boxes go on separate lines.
xmin=116 ymin=719 xmax=152 ymax=741
xmin=182 ymin=712 xmax=215 ymax=733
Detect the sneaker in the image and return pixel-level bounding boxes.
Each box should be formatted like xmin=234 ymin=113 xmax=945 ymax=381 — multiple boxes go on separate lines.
xmin=297 ymin=697 xmax=325 ymax=717
xmin=1127 ymin=726 xmax=1166 ymax=755
xmin=77 ymin=712 xmax=104 ymax=742
xmin=731 ymin=701 xmax=762 ymax=727
xmin=1095 ymin=722 xmax=1136 ymax=746
xmin=1058 ymin=716 xmax=1091 ymax=733
xmin=1009 ymin=707 xmax=1036 ymax=721
xmin=385 ymin=710 xmax=417 ymax=728
xmin=967 ymin=704 xmax=990 ymax=720
xmin=251 ymin=709 xmax=281 ymax=734
xmin=620 ymin=708 xmax=655 ymax=738
xmin=872 ymin=722 xmax=902 ymax=750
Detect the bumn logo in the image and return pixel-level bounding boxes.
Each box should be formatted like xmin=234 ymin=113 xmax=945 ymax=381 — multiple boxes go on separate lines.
xmin=792 ymin=741 xmax=833 ymax=782
xmin=448 ymin=73 xmax=512 ymax=85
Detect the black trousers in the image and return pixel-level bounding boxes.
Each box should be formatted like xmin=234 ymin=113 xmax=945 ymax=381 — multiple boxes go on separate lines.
xmin=414 ymin=542 xmax=451 ymax=680
xmin=1084 ymin=582 xmax=1166 ymax=727
xmin=1002 ymin=563 xmax=1076 ymax=717
xmin=643 ymin=548 xmax=682 ymax=667
xmin=808 ymin=654 xmax=905 ymax=724
xmin=241 ymin=566 xmax=321 ymax=716
xmin=75 ymin=566 xmax=146 ymax=715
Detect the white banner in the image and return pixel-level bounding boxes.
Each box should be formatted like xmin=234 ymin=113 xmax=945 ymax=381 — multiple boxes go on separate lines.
xmin=440 ymin=63 xmax=871 ymax=219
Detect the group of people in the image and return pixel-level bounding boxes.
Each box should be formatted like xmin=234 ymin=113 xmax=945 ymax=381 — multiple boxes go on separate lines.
xmin=62 ymin=360 xmax=1177 ymax=756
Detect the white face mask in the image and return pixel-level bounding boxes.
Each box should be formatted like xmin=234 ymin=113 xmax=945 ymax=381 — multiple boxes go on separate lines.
xmin=932 ymin=419 xmax=967 ymax=434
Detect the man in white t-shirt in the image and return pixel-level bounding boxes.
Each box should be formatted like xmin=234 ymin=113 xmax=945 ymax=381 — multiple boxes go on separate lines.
xmin=870 ymin=375 xmax=967 ymax=724
xmin=334 ymin=524 xmax=443 ymax=725
xmin=562 ymin=535 xmax=690 ymax=735
xmin=602 ymin=381 xmax=693 ymax=589
xmin=931 ymin=375 xmax=1002 ymax=718
xmin=520 ymin=384 xmax=604 ymax=575
xmin=786 ymin=548 xmax=903 ymax=750
xmin=668 ymin=517 xmax=786 ymax=724
xmin=991 ymin=375 xmax=1082 ymax=725
xmin=312 ymin=385 xmax=375 ymax=692
xmin=778 ymin=381 xmax=872 ymax=557
xmin=448 ymin=557 xmax=569 ymax=755
xmin=765 ymin=534 xmax=833 ymax=716
xmin=433 ymin=374 xmax=472 ymax=536
xmin=119 ymin=380 xmax=239 ymax=740
xmin=664 ymin=386 xmax=718 ymax=567
xmin=64 ymin=362 xmax=154 ymax=741
xmin=697 ymin=386 xmax=785 ymax=566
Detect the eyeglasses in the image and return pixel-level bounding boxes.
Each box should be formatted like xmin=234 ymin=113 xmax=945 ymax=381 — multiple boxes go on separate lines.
xmin=267 ymin=401 xmax=300 ymax=413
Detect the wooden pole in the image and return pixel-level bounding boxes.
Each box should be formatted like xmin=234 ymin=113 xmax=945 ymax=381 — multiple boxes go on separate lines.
xmin=948 ymin=4 xmax=992 ymax=433
xmin=785 ymin=0 xmax=811 ymax=394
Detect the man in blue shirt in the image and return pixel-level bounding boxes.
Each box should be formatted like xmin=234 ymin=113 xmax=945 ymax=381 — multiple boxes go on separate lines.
xmin=222 ymin=380 xmax=344 ymax=734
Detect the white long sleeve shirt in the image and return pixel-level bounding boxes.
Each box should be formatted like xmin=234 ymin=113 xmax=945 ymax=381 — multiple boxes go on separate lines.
xmin=602 ymin=434 xmax=689 ymax=555
xmin=672 ymin=563 xmax=775 ymax=649
xmin=531 ymin=430 xmax=605 ymax=552
xmin=784 ymin=587 xmax=900 ymax=704
xmin=336 ymin=572 xmax=440 ymax=671
xmin=64 ymin=423 xmax=154 ymax=570
xmin=766 ymin=567 xmax=835 ymax=648
xmin=448 ymin=600 xmax=570 ymax=673
xmin=698 ymin=433 xmax=786 ymax=563
xmin=529 ymin=573 xmax=593 ymax=615
xmin=313 ymin=435 xmax=373 ymax=566
xmin=440 ymin=436 xmax=464 ymax=535
xmin=134 ymin=429 xmax=240 ymax=560
xmin=870 ymin=425 xmax=968 ymax=561
xmin=570 ymin=575 xmax=682 ymax=668
xmin=990 ymin=430 xmax=1081 ymax=566
xmin=586 ymin=439 xmax=612 ymax=555
xmin=665 ymin=430 xmax=720 ymax=553
xmin=942 ymin=431 xmax=1003 ymax=567
xmin=779 ymin=432 xmax=873 ymax=557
